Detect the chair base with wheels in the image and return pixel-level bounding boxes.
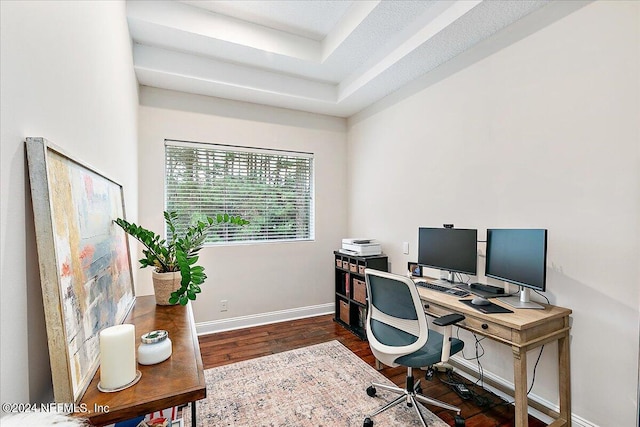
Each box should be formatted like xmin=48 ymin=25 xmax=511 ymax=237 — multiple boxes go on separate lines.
xmin=362 ymin=366 xmax=465 ymax=427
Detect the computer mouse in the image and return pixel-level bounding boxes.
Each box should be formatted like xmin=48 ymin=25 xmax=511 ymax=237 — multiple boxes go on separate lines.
xmin=471 ymin=297 xmax=491 ymax=306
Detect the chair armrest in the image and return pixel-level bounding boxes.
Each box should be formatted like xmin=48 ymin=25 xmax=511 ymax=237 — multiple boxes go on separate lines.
xmin=433 ymin=313 xmax=465 ymax=327
xmin=433 ymin=313 xmax=465 ymax=364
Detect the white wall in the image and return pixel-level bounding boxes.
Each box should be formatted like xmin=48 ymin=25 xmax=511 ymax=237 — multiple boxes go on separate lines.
xmin=347 ymin=1 xmax=639 ymax=426
xmin=137 ymin=87 xmax=347 ymax=326
xmin=0 ymin=1 xmax=139 ymax=404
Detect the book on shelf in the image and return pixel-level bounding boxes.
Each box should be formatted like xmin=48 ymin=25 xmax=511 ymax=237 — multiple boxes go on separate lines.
xmin=358 ymin=306 xmax=366 ymax=329
xmin=345 ymin=273 xmax=350 ymax=297
xmin=105 ymin=406 xmax=180 ymax=427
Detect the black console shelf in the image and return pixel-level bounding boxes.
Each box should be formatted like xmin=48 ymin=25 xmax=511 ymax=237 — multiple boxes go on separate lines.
xmin=333 ymin=251 xmax=388 ymax=340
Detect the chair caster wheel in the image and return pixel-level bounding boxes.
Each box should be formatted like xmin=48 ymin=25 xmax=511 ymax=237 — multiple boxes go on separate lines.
xmin=366 ymin=386 xmax=377 ymax=397
xmin=414 ymin=386 xmax=423 ymax=395
xmin=454 ymin=414 xmax=465 ymax=426
xmin=363 ymin=417 xmax=374 ymax=427
xmin=425 ymin=367 xmax=435 ymax=380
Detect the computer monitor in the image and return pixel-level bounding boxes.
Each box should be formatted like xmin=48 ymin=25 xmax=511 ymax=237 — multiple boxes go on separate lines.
xmin=417 ymin=227 xmax=477 ymax=284
xmin=487 ymin=228 xmax=548 ymax=309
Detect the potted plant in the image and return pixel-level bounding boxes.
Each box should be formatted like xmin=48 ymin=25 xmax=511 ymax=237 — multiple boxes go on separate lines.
xmin=115 ymin=211 xmax=248 ymax=305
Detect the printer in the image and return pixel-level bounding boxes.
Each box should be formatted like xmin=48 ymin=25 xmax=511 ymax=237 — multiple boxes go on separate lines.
xmin=340 ymin=238 xmax=382 ymax=256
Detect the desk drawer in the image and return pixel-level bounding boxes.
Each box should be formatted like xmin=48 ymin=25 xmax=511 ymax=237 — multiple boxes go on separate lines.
xmin=458 ymin=315 xmax=512 ymax=342
xmin=423 ymin=302 xmax=512 ymax=342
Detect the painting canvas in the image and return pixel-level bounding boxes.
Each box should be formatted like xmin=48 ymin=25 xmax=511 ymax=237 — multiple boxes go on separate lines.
xmin=26 ymin=137 xmax=135 ymax=402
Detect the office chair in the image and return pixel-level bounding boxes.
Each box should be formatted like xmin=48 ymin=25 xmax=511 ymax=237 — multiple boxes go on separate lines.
xmin=363 ymin=269 xmax=466 ymax=427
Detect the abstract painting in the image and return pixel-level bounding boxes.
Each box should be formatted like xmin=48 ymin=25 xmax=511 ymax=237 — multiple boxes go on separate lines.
xmin=26 ymin=137 xmax=135 ymax=402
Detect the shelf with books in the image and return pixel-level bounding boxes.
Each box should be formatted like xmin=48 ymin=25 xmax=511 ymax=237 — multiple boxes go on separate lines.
xmin=333 ymin=251 xmax=388 ymax=340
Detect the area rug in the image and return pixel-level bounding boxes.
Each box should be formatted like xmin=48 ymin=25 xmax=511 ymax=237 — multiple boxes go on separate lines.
xmin=185 ymin=340 xmax=448 ymax=426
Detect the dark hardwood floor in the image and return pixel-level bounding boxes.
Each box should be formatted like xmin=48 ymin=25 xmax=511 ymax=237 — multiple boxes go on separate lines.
xmin=199 ymin=314 xmax=546 ymax=427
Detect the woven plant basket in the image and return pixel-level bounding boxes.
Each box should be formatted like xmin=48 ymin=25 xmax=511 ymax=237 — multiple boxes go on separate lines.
xmin=151 ymin=271 xmax=181 ymax=305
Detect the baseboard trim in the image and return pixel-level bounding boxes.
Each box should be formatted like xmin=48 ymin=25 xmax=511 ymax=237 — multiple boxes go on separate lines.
xmin=196 ymin=303 xmax=334 ymax=336
xmin=450 ymin=355 xmax=597 ymax=427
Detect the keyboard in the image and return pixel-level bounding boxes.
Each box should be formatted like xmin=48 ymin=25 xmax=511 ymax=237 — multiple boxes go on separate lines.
xmin=415 ymin=281 xmax=470 ymax=297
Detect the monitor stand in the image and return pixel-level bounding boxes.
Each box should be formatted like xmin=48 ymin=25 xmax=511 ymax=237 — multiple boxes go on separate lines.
xmin=430 ymin=270 xmax=458 ymax=287
xmin=498 ymin=287 xmax=544 ymax=310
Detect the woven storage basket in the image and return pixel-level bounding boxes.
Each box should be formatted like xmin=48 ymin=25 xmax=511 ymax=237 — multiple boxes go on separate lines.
xmin=151 ymin=271 xmax=181 ymax=305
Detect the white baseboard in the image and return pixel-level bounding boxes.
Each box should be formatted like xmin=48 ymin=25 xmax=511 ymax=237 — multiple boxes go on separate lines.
xmin=451 ymin=355 xmax=598 ymax=427
xmin=196 ymin=303 xmax=334 ymax=336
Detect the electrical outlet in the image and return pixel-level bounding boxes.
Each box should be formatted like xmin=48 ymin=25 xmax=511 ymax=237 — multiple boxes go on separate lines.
xmin=220 ymin=300 xmax=228 ymax=312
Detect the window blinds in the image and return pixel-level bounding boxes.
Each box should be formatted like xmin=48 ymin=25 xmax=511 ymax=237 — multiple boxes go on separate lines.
xmin=165 ymin=140 xmax=314 ymax=244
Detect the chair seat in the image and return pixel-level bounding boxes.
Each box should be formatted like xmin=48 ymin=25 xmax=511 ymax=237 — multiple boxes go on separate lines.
xmin=396 ymin=331 xmax=464 ymax=367
xmin=371 ymin=319 xmax=464 ymax=367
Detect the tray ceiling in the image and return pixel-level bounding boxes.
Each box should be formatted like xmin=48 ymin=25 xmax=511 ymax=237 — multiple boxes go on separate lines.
xmin=127 ymin=0 xmax=586 ymax=117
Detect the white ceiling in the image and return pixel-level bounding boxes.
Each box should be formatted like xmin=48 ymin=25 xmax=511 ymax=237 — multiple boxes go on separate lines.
xmin=127 ymin=0 xmax=578 ymax=118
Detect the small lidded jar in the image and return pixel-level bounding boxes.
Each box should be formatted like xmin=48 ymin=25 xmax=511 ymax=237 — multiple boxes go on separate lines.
xmin=138 ymin=330 xmax=172 ymax=365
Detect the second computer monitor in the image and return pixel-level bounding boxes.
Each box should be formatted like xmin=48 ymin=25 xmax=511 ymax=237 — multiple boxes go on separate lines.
xmin=485 ymin=228 xmax=547 ymax=292
xmin=418 ymin=227 xmax=477 ymax=277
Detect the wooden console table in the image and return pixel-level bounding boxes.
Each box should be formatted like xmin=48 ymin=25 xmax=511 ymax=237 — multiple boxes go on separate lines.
xmin=78 ymin=296 xmax=206 ymax=426
xmin=416 ymin=281 xmax=572 ymax=427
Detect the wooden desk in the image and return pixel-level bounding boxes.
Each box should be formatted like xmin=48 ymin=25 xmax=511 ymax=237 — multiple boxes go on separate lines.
xmin=417 ymin=283 xmax=572 ymax=427
xmin=78 ymin=296 xmax=206 ymax=426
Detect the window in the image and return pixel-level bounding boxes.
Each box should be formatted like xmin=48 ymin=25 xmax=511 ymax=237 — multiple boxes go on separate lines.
xmin=165 ymin=140 xmax=314 ymax=244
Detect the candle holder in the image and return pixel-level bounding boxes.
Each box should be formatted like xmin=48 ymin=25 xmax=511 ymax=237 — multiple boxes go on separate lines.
xmin=97 ymin=370 xmax=142 ymax=393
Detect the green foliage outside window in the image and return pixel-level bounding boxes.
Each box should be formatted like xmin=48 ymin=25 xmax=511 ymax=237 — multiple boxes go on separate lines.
xmin=165 ymin=141 xmax=314 ymax=244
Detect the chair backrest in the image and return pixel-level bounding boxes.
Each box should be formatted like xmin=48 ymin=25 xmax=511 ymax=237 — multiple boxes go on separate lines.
xmin=364 ymin=268 xmax=429 ymax=367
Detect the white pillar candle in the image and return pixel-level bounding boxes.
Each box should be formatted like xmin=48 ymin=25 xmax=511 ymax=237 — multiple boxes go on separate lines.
xmin=99 ymin=324 xmax=136 ymax=390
